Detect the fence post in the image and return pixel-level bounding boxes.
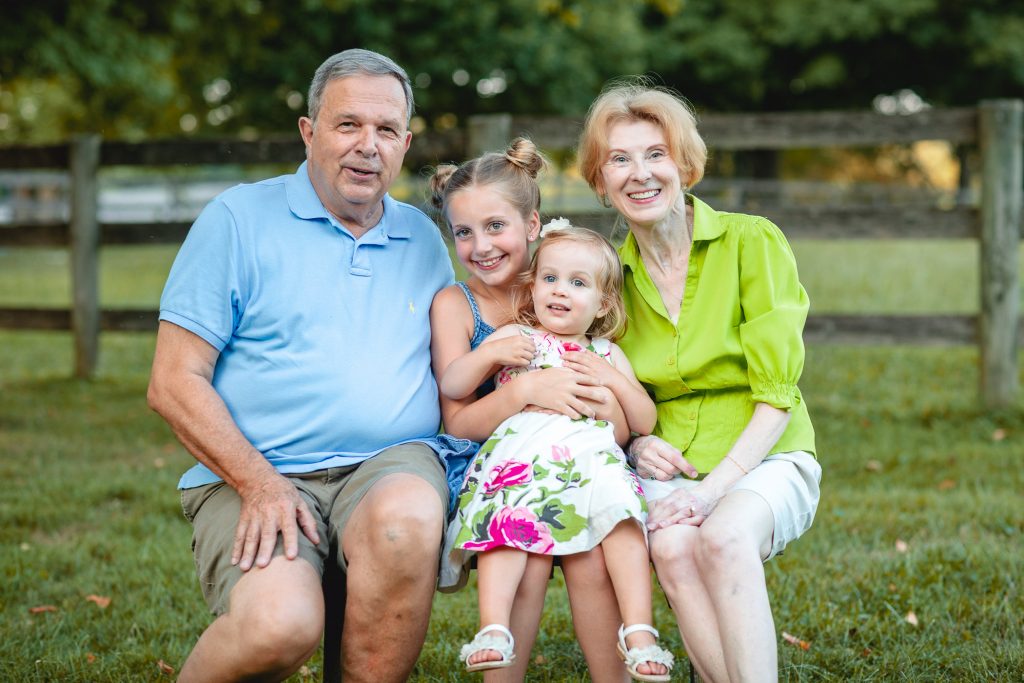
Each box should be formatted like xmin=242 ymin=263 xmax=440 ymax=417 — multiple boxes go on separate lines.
xmin=70 ymin=134 xmax=101 ymax=379
xmin=467 ymin=114 xmax=512 ymax=157
xmin=978 ymin=100 xmax=1023 ymax=408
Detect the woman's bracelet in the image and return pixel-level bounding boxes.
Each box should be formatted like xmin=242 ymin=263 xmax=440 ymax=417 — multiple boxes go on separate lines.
xmin=724 ymin=453 xmax=749 ymax=475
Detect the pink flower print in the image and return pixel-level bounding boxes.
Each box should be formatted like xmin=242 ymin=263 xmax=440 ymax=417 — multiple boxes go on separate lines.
xmin=561 ymin=341 xmax=583 ymax=353
xmin=628 ymin=470 xmax=646 ymax=497
xmin=465 ymin=507 xmax=554 ymax=553
xmin=551 ymin=444 xmax=573 ymax=462
xmin=483 ymin=460 xmax=533 ymax=496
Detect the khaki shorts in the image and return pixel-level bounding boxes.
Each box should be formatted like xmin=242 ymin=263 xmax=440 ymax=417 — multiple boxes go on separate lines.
xmin=641 ymin=451 xmax=821 ymax=561
xmin=181 ymin=442 xmax=448 ymax=615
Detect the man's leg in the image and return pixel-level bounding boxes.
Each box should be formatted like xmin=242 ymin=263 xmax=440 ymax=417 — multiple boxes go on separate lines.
xmin=178 ymin=557 xmax=325 ymax=683
xmin=333 ymin=444 xmax=448 ymax=682
xmin=178 ymin=480 xmax=328 ymax=683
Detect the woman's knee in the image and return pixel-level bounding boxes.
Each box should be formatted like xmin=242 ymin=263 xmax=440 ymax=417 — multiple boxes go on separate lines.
xmin=694 ymin=523 xmax=759 ymax=572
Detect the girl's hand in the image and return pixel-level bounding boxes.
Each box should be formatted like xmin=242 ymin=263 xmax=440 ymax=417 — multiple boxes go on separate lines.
xmin=482 ymin=334 xmax=535 ymax=367
xmin=646 ymin=484 xmax=718 ymax=530
xmin=630 ymin=435 xmax=699 ymax=480
xmin=518 ymin=367 xmax=605 ymax=419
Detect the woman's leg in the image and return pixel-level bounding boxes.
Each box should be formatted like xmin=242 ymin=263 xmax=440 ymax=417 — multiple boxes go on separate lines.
xmin=472 ymin=548 xmax=530 ymax=667
xmin=693 ymin=490 xmax=776 ymax=683
xmin=483 ymin=553 xmax=553 ymax=682
xmin=561 ymin=548 xmax=630 ymax=683
xmin=649 ymin=524 xmax=729 ymax=683
xmin=601 ymin=520 xmax=668 ymax=678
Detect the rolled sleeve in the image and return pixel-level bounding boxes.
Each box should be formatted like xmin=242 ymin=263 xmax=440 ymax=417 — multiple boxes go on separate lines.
xmin=737 ymin=218 xmax=809 ymax=410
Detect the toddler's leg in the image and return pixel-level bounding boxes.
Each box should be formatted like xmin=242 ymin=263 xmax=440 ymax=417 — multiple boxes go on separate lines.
xmin=482 ymin=553 xmax=552 ymax=682
xmin=562 ymin=548 xmax=629 ymax=683
xmin=467 ymin=548 xmax=539 ymax=669
xmin=601 ymin=520 xmax=668 ymax=679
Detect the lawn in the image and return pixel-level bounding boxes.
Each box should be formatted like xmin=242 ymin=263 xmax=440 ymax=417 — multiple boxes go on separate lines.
xmin=0 ymin=236 xmax=1022 ymax=681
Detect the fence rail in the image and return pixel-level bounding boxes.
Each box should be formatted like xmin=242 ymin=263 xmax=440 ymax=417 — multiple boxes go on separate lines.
xmin=1 ymin=102 xmax=1021 ymax=406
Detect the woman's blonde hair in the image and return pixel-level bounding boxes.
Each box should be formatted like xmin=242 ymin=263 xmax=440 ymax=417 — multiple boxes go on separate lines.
xmin=577 ymin=77 xmax=707 ymax=197
xmin=511 ymin=224 xmax=627 ymax=341
xmin=429 ymin=137 xmax=547 ymax=224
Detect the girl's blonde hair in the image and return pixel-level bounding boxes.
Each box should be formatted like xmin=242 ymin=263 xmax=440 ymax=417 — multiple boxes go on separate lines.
xmin=577 ymin=77 xmax=707 ymax=196
xmin=429 ymin=137 xmax=548 ymax=224
xmin=511 ymin=224 xmax=627 ymax=341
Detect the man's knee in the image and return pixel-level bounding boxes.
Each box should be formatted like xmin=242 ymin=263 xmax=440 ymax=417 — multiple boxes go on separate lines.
xmin=227 ymin=560 xmax=326 ymax=667
xmin=350 ymin=475 xmax=445 ymax=558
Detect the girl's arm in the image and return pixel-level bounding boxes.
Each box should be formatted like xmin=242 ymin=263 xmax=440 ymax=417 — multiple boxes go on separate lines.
xmin=438 ymin=325 xmax=533 ymax=400
xmin=430 ymin=289 xmax=606 ymax=442
xmin=562 ymin=345 xmax=657 ymax=435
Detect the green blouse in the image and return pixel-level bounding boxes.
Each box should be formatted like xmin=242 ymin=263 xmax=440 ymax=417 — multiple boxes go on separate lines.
xmin=617 ymin=195 xmax=816 ymax=473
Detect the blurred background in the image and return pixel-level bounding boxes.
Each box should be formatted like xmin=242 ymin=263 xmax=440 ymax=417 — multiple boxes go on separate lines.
xmin=1 ymin=2 xmax=1022 ymax=681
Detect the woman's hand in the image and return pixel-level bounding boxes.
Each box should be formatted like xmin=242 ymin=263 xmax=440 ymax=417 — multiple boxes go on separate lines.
xmin=646 ymin=483 xmax=718 ymax=530
xmin=630 ymin=435 xmax=698 ymax=481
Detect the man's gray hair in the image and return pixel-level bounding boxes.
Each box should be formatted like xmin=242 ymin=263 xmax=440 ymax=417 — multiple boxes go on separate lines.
xmin=307 ymin=49 xmax=415 ymax=125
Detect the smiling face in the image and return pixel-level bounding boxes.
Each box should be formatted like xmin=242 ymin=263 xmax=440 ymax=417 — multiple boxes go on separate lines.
xmin=530 ymin=241 xmax=609 ymax=340
xmin=596 ymin=118 xmax=684 ymax=230
xmin=298 ymin=74 xmax=411 ymax=235
xmin=446 ymin=185 xmax=540 ymax=289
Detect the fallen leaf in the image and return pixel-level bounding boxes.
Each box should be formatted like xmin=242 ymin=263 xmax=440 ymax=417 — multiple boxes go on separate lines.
xmin=895 ymin=539 xmax=909 ymax=553
xmin=905 ymin=611 xmax=919 ymax=626
xmin=888 ymin=583 xmax=898 ymax=592
xmin=992 ymin=428 xmax=1007 ymax=441
xmin=533 ymin=654 xmax=548 ymax=664
xmin=781 ymin=631 xmax=811 ymax=650
xmin=859 ymin=417 xmax=872 ymax=428
xmin=86 ymin=653 xmax=96 ymax=664
xmin=865 ymin=459 xmax=883 ymax=472
xmin=937 ymin=479 xmax=956 ymax=491
xmin=153 ymin=457 xmax=166 ymax=469
xmin=29 ymin=605 xmax=58 ymax=614
xmin=157 ymin=660 xmax=175 ymax=676
xmin=85 ymin=594 xmax=111 ymax=609
xmin=860 ymin=647 xmax=872 ymax=656
xmin=298 ymin=665 xmax=313 ymax=680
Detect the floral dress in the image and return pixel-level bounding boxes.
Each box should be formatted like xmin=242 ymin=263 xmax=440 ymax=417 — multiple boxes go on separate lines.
xmin=443 ymin=327 xmax=647 ymax=581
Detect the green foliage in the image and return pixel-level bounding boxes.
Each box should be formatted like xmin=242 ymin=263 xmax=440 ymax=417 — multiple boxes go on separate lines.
xmin=3 ymin=1 xmax=1021 ymax=144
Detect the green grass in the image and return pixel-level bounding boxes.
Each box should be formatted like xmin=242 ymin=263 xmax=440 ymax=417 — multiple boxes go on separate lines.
xmin=1 ymin=232 xmax=1023 ymax=680
xmin=1 ymin=332 xmax=1021 ymax=681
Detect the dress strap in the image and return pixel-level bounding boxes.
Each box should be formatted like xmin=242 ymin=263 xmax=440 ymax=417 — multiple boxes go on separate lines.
xmin=456 ymin=281 xmax=496 ymax=350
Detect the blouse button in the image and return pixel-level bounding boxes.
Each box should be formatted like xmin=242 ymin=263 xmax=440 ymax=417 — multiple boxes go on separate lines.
xmin=667 ymin=357 xmax=675 ymax=365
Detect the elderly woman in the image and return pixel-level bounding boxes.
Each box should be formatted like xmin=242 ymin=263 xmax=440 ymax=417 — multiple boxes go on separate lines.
xmin=573 ymin=80 xmax=821 ymax=683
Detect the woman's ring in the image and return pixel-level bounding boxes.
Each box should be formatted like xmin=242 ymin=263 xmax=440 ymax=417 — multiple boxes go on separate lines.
xmin=649 ymin=467 xmax=659 ymax=480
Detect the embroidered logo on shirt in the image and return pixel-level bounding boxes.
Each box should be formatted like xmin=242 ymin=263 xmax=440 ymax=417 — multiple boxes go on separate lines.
xmin=409 ymin=300 xmax=416 ymax=314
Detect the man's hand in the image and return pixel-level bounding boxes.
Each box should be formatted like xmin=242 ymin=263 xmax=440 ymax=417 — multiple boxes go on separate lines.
xmin=232 ymin=472 xmax=320 ymax=571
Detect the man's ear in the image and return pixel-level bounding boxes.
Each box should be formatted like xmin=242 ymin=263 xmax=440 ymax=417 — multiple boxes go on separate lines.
xmin=298 ymin=117 xmax=314 ymax=151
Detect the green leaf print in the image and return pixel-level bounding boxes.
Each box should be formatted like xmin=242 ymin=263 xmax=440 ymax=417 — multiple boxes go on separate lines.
xmin=459 ymin=504 xmax=495 ymax=545
xmin=541 ymin=502 xmax=587 ymax=542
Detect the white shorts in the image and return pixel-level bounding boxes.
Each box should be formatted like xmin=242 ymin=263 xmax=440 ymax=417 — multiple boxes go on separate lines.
xmin=640 ymin=451 xmax=821 ymax=561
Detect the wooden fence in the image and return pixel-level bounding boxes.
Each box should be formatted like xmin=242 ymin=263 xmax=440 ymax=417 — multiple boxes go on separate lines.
xmin=0 ymin=101 xmax=1021 ymax=407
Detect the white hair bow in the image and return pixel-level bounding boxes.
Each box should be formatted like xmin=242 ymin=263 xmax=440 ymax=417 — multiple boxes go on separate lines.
xmin=540 ymin=217 xmax=572 ymax=237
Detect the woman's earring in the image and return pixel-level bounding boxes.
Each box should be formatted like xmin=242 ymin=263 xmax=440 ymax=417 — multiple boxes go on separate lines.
xmin=599 ymin=194 xmax=611 ymax=209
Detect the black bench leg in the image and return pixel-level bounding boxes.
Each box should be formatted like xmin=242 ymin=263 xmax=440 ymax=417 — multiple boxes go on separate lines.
xmin=321 ymin=557 xmax=345 ymax=683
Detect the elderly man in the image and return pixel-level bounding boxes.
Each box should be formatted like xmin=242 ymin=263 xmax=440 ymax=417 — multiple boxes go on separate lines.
xmin=148 ymin=49 xmax=461 ymax=682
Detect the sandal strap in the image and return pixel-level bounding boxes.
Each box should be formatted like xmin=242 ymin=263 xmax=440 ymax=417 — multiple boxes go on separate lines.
xmin=459 ymin=624 xmax=516 ymax=664
xmin=620 ymin=623 xmax=660 ymax=641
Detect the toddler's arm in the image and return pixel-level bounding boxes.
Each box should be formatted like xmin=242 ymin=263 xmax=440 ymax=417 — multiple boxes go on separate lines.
xmin=563 ymin=345 xmax=657 ymax=436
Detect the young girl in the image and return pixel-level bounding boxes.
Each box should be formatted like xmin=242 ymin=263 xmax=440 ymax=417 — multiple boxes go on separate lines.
xmin=430 ymin=140 xmax=662 ymax=682
xmin=442 ymin=222 xmax=675 ymax=682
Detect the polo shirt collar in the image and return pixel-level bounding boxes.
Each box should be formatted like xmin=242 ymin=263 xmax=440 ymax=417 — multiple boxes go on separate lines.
xmin=620 ymin=193 xmax=724 ymax=272
xmin=285 ymin=161 xmax=411 ymax=243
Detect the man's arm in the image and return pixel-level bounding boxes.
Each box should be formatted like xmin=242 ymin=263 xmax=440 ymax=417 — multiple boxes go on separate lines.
xmin=147 ymin=321 xmax=319 ymax=571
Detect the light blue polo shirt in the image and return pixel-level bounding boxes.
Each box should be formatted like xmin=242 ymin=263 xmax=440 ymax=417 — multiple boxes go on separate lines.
xmin=160 ymin=162 xmax=457 ymax=489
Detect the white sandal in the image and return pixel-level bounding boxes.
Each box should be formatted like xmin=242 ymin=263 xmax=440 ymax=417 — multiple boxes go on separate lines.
xmin=460 ymin=623 xmax=516 ymax=673
xmin=616 ymin=623 xmax=674 ymax=682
